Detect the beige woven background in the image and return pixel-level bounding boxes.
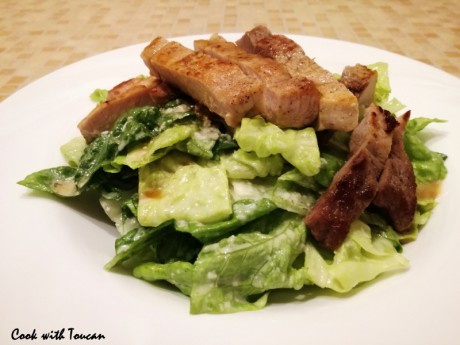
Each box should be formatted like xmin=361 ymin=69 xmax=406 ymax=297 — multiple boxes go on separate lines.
xmin=1 ymin=0 xmax=459 ymax=102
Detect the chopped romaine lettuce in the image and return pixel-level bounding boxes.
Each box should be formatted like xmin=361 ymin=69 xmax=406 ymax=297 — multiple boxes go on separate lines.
xmin=105 ymin=222 xmax=201 ymax=270
xmin=304 ymin=220 xmax=409 ymax=293
xmin=271 ymin=169 xmax=318 ymax=215
xmin=90 ymin=88 xmax=108 ymax=104
xmin=367 ymin=62 xmax=405 ymax=114
xmin=175 ymin=198 xmax=277 ymax=243
xmin=138 ymin=152 xmax=232 ymax=227
xmin=133 ymin=261 xmax=194 ymax=296
xmin=404 ymin=117 xmax=448 ymax=184
xmin=221 ymin=149 xmax=284 ymax=179
xmin=234 ymin=117 xmax=321 ymax=176
xmin=99 ymin=189 xmax=140 ymax=235
xmin=112 ymin=124 xmax=197 ymax=170
xmin=18 ymin=166 xmax=80 ymax=196
xmin=189 ymin=211 xmax=306 ymax=314
xmin=60 ymin=136 xmax=87 ymax=167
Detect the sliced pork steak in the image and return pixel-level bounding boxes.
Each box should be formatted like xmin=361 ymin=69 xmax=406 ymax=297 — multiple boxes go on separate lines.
xmin=141 ymin=36 xmax=261 ymax=128
xmin=194 ymin=36 xmax=320 ymax=128
xmin=373 ymin=111 xmax=417 ymax=232
xmin=78 ymin=75 xmax=176 ymax=143
xmin=236 ymin=25 xmax=359 ymax=132
xmin=304 ymin=104 xmax=398 ymax=250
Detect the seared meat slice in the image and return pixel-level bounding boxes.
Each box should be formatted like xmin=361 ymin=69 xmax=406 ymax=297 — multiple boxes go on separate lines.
xmin=341 ymin=64 xmax=377 ymax=107
xmin=141 ymin=37 xmax=261 ymax=128
xmin=373 ymin=111 xmax=417 ymax=232
xmin=236 ymin=25 xmax=359 ymax=132
xmin=78 ymin=75 xmax=175 ymax=143
xmin=194 ymin=36 xmax=320 ymax=128
xmin=305 ymin=104 xmax=398 ymax=250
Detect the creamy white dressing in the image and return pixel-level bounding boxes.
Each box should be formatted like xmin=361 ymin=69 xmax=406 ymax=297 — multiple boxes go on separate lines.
xmin=52 ymin=179 xmax=78 ymax=196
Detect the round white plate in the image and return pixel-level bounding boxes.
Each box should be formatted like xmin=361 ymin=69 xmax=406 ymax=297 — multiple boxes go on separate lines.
xmin=1 ymin=33 xmax=459 ymax=345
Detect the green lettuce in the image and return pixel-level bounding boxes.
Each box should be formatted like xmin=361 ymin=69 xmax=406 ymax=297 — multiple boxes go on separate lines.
xmin=90 ymin=88 xmax=108 ymax=104
xmin=138 ymin=152 xmax=232 ymax=227
xmin=99 ymin=188 xmax=140 ymax=235
xmin=105 ymin=222 xmax=201 ymax=270
xmin=60 ymin=136 xmax=87 ymax=167
xmin=18 ymin=166 xmax=81 ymax=196
xmin=133 ymin=261 xmax=194 ymax=296
xmin=175 ymin=198 xmax=277 ymax=243
xmin=189 ymin=211 xmax=306 ymax=314
xmin=234 ymin=117 xmax=321 ymax=176
xmin=304 ymin=220 xmax=409 ymax=293
xmin=111 ymin=124 xmax=197 ymax=170
xmin=367 ymin=62 xmax=405 ymax=114
xmin=404 ymin=117 xmax=448 ymax=184
xmin=221 ymin=149 xmax=284 ymax=179
xmin=271 ymin=169 xmax=318 ymax=215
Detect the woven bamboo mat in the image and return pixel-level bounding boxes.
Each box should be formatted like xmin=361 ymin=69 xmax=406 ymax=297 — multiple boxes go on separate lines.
xmin=1 ymin=0 xmax=459 ymax=102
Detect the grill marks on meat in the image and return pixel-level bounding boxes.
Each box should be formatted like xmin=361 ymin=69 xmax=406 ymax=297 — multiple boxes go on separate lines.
xmin=305 ymin=104 xmax=398 ymax=250
xmin=142 ymin=37 xmax=261 ymax=128
xmin=141 ymin=36 xmax=321 ymax=129
xmin=78 ymin=28 xmax=417 ymax=251
xmin=78 ymin=75 xmax=176 ymax=143
xmin=373 ymin=111 xmax=417 ymax=232
xmin=236 ymin=25 xmax=359 ymax=132
xmin=194 ymin=36 xmax=320 ymax=128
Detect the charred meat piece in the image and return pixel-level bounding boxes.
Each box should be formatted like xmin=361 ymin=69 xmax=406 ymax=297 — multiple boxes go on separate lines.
xmin=341 ymin=64 xmax=377 ymax=107
xmin=236 ymin=25 xmax=359 ymax=132
xmin=305 ymin=104 xmax=398 ymax=250
xmin=373 ymin=111 xmax=417 ymax=232
xmin=141 ymin=37 xmax=261 ymax=128
xmin=78 ymin=75 xmax=176 ymax=143
xmin=194 ymin=36 xmax=320 ymax=128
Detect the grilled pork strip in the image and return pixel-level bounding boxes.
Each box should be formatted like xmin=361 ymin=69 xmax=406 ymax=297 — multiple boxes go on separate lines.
xmin=236 ymin=25 xmax=359 ymax=132
xmin=78 ymin=75 xmax=175 ymax=143
xmin=373 ymin=111 xmax=417 ymax=232
xmin=341 ymin=64 xmax=377 ymax=108
xmin=305 ymin=104 xmax=398 ymax=250
xmin=194 ymin=36 xmax=320 ymax=128
xmin=141 ymin=37 xmax=261 ymax=128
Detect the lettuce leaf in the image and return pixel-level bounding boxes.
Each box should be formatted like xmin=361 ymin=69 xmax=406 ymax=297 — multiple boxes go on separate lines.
xmin=89 ymin=88 xmax=108 ymax=104
xmin=18 ymin=166 xmax=81 ymax=196
xmin=189 ymin=211 xmax=306 ymax=314
xmin=60 ymin=136 xmax=87 ymax=167
xmin=221 ymin=149 xmax=284 ymax=179
xmin=304 ymin=220 xmax=409 ymax=293
xmin=138 ymin=152 xmax=232 ymax=227
xmin=111 ymin=124 xmax=197 ymax=170
xmin=367 ymin=62 xmax=405 ymax=114
xmin=272 ymin=169 xmax=318 ymax=215
xmin=175 ymin=198 xmax=277 ymax=243
xmin=404 ymin=117 xmax=448 ymax=184
xmin=133 ymin=261 xmax=194 ymax=296
xmin=99 ymin=189 xmax=140 ymax=235
xmin=105 ymin=222 xmax=201 ymax=270
xmin=234 ymin=117 xmax=321 ymax=176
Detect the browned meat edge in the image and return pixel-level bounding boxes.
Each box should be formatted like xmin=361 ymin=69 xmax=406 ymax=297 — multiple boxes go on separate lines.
xmin=373 ymin=111 xmax=417 ymax=232
xmin=236 ymin=25 xmax=359 ymax=132
xmin=194 ymin=36 xmax=320 ymax=128
xmin=78 ymin=76 xmax=176 ymax=143
xmin=305 ymin=104 xmax=398 ymax=250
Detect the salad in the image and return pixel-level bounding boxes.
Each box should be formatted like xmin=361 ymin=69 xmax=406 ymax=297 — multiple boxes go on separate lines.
xmin=18 ymin=52 xmax=447 ymax=314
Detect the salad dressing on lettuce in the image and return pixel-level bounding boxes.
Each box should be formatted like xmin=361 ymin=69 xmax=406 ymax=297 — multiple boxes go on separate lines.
xmin=18 ymin=59 xmax=447 ymax=314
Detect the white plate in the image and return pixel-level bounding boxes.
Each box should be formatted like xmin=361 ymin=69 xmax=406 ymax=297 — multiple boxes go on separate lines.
xmin=1 ymin=33 xmax=459 ymax=345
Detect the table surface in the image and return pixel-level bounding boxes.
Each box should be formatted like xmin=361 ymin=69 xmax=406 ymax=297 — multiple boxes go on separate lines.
xmin=1 ymin=0 xmax=459 ymax=102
